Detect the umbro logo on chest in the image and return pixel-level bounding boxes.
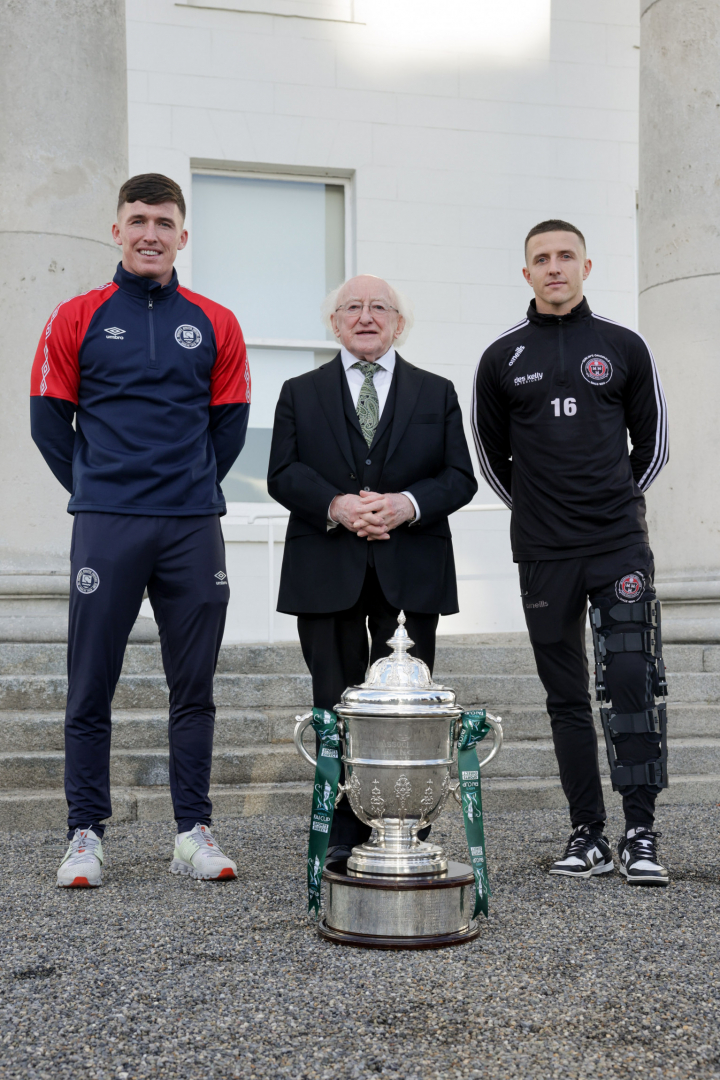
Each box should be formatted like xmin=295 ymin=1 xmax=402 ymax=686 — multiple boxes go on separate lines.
xmin=104 ymin=327 xmax=125 ymax=339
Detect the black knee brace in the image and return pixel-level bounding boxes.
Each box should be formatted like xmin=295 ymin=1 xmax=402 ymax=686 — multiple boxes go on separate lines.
xmin=589 ymin=597 xmax=668 ymax=791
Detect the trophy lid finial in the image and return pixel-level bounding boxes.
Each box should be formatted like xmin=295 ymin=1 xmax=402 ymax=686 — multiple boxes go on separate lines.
xmin=385 ymin=610 xmax=413 ymax=655
xmin=360 ymin=610 xmax=434 ymax=689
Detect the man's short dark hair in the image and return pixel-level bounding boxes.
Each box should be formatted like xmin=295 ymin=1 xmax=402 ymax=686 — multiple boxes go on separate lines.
xmin=117 ymin=173 xmax=186 ymax=220
xmin=525 ymin=219 xmax=586 ymax=259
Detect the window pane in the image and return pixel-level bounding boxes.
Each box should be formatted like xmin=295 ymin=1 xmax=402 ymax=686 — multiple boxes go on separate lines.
xmin=221 ymin=428 xmax=274 ymax=503
xmin=220 ymin=348 xmax=314 ymax=503
xmin=192 ymin=173 xmax=346 ymax=504
xmin=192 ymin=174 xmax=336 ymax=340
xmin=245 ymin=348 xmax=313 ymax=428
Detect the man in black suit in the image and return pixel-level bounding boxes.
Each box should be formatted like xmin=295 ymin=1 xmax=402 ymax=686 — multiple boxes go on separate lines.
xmin=268 ymin=274 xmax=477 ymax=858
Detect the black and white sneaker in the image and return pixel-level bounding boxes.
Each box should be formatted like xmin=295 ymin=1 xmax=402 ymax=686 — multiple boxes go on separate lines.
xmin=549 ymin=824 xmax=614 ymax=878
xmin=618 ymin=827 xmax=669 ymax=886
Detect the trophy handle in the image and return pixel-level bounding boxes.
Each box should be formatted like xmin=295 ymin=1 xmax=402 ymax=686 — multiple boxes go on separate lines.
xmin=293 ymin=712 xmax=316 ymax=767
xmin=451 ymin=713 xmax=504 ymax=805
xmin=476 ymin=713 xmax=504 ymax=771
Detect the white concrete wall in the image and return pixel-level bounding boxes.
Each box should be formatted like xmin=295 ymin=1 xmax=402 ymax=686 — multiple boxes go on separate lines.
xmin=127 ymin=0 xmax=640 ymax=642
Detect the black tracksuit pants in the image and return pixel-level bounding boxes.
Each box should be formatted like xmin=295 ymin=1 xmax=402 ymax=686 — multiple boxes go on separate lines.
xmin=519 ymin=542 xmax=663 ymax=830
xmin=297 ymin=565 xmax=439 ymax=850
xmin=65 ymin=512 xmax=229 ymax=838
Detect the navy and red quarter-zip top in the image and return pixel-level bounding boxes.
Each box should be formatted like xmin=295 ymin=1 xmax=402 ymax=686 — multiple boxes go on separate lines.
xmin=471 ymin=297 xmax=669 ymax=561
xmin=30 ymin=263 xmax=251 ymax=516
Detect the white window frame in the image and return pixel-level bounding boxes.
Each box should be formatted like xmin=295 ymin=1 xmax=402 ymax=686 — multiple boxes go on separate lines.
xmin=190 ymin=159 xmax=354 ymax=350
xmin=189 ymin=159 xmax=355 ymax=513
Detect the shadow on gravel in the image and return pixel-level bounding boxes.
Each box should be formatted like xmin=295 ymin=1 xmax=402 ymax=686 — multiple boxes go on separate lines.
xmin=670 ymin=869 xmax=720 ymax=883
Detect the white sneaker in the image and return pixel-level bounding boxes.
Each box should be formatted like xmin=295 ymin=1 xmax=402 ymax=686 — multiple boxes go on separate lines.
xmin=548 ymin=824 xmax=615 ymax=878
xmin=57 ymin=828 xmax=104 ymax=888
xmin=169 ymin=823 xmax=237 ymax=881
xmin=618 ymin=827 xmax=669 ymax=886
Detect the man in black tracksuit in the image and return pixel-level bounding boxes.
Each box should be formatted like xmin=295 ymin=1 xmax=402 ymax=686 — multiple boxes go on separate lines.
xmin=472 ymin=219 xmax=670 ymax=886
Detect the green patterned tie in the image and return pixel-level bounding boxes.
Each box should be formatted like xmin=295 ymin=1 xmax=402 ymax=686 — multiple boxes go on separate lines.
xmin=352 ymin=360 xmax=381 ymax=446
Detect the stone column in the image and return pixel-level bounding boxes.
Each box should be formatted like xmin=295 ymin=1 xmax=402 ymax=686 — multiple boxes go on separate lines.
xmin=638 ymin=0 xmax=720 ymax=641
xmin=0 ymin=0 xmax=130 ymax=640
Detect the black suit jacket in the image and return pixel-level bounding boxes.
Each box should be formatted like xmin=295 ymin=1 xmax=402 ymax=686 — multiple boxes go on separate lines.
xmin=267 ymin=353 xmax=478 ymax=615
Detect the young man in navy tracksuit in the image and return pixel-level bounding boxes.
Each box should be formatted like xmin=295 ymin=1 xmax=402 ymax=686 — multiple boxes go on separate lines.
xmin=30 ymin=174 xmax=250 ymax=887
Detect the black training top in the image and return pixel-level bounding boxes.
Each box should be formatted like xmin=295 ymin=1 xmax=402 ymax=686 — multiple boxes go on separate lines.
xmin=471 ymin=297 xmax=668 ymax=562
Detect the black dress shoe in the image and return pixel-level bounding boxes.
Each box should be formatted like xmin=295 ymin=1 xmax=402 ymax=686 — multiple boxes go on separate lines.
xmin=324 ymin=845 xmax=353 ymax=867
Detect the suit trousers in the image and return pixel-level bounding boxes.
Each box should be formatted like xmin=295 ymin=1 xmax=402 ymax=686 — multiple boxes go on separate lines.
xmin=65 ymin=512 xmax=228 ymax=838
xmin=519 ymin=542 xmax=662 ymax=830
xmin=297 ymin=563 xmax=439 ymax=849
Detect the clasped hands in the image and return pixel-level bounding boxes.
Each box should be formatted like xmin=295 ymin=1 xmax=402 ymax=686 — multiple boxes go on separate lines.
xmin=329 ymin=490 xmax=415 ymax=541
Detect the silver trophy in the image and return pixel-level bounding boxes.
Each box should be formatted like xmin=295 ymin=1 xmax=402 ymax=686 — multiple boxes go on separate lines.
xmin=294 ymin=613 xmax=503 ymax=948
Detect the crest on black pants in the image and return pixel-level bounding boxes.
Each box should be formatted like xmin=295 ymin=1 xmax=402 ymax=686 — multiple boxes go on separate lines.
xmin=615 ymin=572 xmax=645 ymax=602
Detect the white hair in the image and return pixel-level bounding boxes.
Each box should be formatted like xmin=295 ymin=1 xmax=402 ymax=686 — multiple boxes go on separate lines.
xmin=320 ymin=276 xmax=415 ymax=348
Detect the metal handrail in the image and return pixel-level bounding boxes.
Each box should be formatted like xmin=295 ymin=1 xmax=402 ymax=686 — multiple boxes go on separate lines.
xmin=235 ymin=502 xmax=507 ymax=642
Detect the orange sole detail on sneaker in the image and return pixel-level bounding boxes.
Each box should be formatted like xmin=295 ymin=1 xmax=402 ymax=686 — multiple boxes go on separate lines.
xmin=217 ymin=868 xmax=236 ymax=880
xmin=68 ymin=877 xmax=96 ymax=887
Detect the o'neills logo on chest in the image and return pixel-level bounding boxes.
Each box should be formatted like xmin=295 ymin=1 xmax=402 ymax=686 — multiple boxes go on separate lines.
xmin=581 ymin=354 xmax=613 ymax=385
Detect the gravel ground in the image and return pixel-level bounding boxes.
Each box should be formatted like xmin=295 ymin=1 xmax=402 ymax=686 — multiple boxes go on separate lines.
xmin=2 ymin=805 xmax=720 ymax=1080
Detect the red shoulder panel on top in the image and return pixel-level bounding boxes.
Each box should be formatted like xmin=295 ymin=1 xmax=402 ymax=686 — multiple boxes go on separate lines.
xmin=30 ymin=283 xmax=118 ymax=402
xmin=178 ymin=286 xmax=251 ymax=406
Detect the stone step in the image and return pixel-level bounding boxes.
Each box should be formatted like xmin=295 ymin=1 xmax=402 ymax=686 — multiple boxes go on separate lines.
xmin=268 ymin=702 xmax=719 ymax=743
xmin=448 ymin=672 xmax=720 ymax=706
xmin=3 ymin=736 xmax=720 ymax=791
xmin=0 ymin=701 xmax=714 ymax=754
xmin=2 ymin=629 xmax=717 ymax=832
xmin=0 ymin=743 xmax=316 ymax=790
xmin=1 ymin=638 xmax=717 ymax=677
xmin=0 ymin=708 xmax=301 ymax=753
xmin=0 ymin=642 xmax=306 ymax=677
xmin=1 ymin=772 xmax=719 ymax=832
xmin=477 ymin=773 xmax=720 ymax=812
xmin=437 ymin=642 xmax=719 ymax=676
xmin=0 ymin=782 xmax=314 ymax=831
xmin=3 ymin=670 xmax=719 ymax=712
xmin=0 ymin=673 xmax=312 ymax=710
xmin=481 ymin=737 xmax=720 ymax=779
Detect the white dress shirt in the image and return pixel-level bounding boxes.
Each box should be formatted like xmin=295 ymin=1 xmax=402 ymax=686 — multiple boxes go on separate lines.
xmin=340 ymin=345 xmax=396 ymax=415
xmin=327 ymin=346 xmax=421 ymax=527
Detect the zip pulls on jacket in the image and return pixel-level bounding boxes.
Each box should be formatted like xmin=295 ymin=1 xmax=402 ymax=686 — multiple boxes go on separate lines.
xmin=148 ymin=297 xmax=157 ymax=368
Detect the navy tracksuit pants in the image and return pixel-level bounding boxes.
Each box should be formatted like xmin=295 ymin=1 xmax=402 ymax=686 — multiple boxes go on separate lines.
xmin=65 ymin=513 xmax=229 ymax=838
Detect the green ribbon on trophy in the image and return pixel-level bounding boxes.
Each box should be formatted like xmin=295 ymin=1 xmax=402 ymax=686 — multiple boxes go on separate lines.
xmin=306 ymin=707 xmax=342 ymax=915
xmin=457 ymin=710 xmax=492 ymax=919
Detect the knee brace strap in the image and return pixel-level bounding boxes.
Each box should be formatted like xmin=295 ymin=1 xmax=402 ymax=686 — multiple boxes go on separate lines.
xmin=592 ymin=598 xmax=660 ymax=628
xmin=589 ymin=600 xmax=667 ymax=702
xmin=601 ymin=628 xmax=659 ymax=658
xmin=611 ymin=759 xmax=667 ymax=788
xmin=600 ymin=703 xmax=668 ymax=791
xmin=603 ymin=704 xmax=665 ymax=736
